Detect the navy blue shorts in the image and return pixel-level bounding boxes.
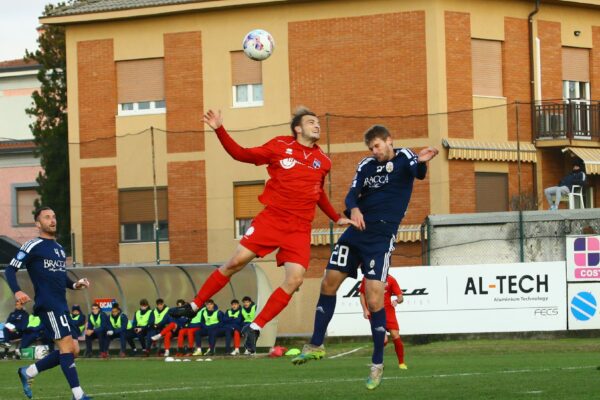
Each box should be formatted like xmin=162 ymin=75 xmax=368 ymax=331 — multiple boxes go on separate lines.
xmin=39 ymin=310 xmax=76 ymax=341
xmin=326 ymin=222 xmax=396 ymax=281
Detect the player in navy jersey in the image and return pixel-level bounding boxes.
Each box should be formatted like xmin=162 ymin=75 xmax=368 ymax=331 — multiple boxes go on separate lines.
xmin=292 ymin=125 xmax=438 ymax=390
xmin=5 ymin=207 xmax=93 ymax=400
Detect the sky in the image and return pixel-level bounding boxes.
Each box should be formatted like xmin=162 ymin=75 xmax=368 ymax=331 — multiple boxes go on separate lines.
xmin=0 ymin=1 xmax=60 ymax=61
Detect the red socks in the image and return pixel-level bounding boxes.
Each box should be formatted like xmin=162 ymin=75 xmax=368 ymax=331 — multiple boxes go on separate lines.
xmin=393 ymin=337 xmax=405 ymax=364
xmin=233 ymin=330 xmax=240 ymax=348
xmin=253 ymin=287 xmax=292 ymax=328
xmin=193 ymin=269 xmax=230 ymax=308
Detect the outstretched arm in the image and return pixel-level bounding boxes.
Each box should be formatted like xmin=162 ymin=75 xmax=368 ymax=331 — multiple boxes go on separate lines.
xmin=204 ymin=109 xmax=272 ymax=165
xmin=317 ymin=191 xmax=357 ymax=227
xmin=413 ymin=147 xmax=439 ymax=180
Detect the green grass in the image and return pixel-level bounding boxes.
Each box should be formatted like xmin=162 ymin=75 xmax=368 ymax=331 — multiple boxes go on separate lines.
xmin=1 ymin=338 xmax=600 ymax=400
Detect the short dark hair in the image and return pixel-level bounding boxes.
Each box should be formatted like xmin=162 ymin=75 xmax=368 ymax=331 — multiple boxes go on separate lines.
xmin=34 ymin=206 xmax=53 ymax=222
xmin=112 ymin=303 xmax=121 ymax=311
xmin=290 ymin=106 xmax=316 ymax=138
xmin=364 ymin=125 xmax=391 ymax=146
xmin=205 ymin=299 xmax=215 ymax=305
xmin=242 ymin=296 xmax=252 ymax=302
xmin=176 ymin=299 xmax=185 ymax=306
xmin=91 ymin=303 xmax=100 ymax=308
xmin=139 ymin=298 xmax=149 ymax=306
xmin=231 ymin=299 xmax=239 ymax=305
xmin=156 ymin=298 xmax=164 ymax=305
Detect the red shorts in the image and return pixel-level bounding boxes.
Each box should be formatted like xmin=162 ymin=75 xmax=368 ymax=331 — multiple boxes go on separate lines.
xmin=240 ymin=207 xmax=312 ymax=269
xmin=385 ymin=306 xmax=399 ymax=331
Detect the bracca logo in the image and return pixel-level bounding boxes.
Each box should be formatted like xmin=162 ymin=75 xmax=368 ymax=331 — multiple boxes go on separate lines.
xmin=571 ymin=291 xmax=597 ymax=321
xmin=343 ymin=281 xmax=429 ymax=298
xmin=464 ymin=275 xmax=549 ymax=295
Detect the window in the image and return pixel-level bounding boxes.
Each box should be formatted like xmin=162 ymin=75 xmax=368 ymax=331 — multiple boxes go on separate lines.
xmin=471 ymin=39 xmax=503 ymax=97
xmin=475 ymin=173 xmax=508 ymax=213
xmin=12 ymin=184 xmax=39 ymax=226
xmin=562 ymin=47 xmax=591 ymax=137
xmin=231 ymin=51 xmax=263 ymax=107
xmin=233 ymin=182 xmax=265 ymax=238
xmin=116 ymin=58 xmax=165 ymax=116
xmin=119 ymin=188 xmax=168 ymax=242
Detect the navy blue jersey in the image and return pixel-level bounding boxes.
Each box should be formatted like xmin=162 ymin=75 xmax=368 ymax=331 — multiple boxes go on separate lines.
xmin=5 ymin=238 xmax=74 ymax=315
xmin=345 ymin=148 xmax=427 ymax=231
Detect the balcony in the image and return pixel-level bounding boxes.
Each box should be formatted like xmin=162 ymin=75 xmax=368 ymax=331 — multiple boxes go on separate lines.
xmin=534 ymin=100 xmax=600 ymax=143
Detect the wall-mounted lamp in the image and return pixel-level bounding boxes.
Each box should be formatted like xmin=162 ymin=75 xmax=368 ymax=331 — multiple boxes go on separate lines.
xmin=574 ymin=30 xmax=581 ymax=37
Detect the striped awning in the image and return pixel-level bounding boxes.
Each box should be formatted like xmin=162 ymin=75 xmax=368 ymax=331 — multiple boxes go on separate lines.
xmin=311 ymin=224 xmax=423 ymax=246
xmin=442 ymin=139 xmax=537 ymax=163
xmin=564 ymin=147 xmax=600 ymax=175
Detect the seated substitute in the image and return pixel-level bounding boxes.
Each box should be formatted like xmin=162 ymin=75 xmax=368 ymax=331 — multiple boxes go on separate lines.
xmin=84 ymin=303 xmax=109 ymax=358
xmin=543 ymin=162 xmax=586 ymax=210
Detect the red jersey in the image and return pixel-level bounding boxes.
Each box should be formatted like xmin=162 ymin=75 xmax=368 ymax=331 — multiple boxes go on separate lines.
xmin=359 ymin=275 xmax=402 ymax=308
xmin=215 ymin=126 xmax=339 ymax=222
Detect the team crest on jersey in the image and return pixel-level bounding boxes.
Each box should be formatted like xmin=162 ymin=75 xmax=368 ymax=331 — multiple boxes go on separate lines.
xmin=312 ymin=159 xmax=321 ymax=169
xmin=386 ymin=162 xmax=394 ymax=173
xmin=16 ymin=251 xmax=26 ymax=261
xmin=280 ymin=158 xmax=297 ymax=169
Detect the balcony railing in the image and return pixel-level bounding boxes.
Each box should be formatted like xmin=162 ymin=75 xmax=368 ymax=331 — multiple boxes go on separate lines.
xmin=535 ymin=100 xmax=600 ymax=141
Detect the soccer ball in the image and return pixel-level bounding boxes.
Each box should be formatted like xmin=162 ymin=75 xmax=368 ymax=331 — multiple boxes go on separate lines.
xmin=242 ymin=29 xmax=275 ymax=61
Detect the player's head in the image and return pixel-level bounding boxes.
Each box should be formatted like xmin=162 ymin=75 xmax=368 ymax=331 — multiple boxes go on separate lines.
xmin=230 ymin=299 xmax=240 ymax=310
xmin=15 ymin=300 xmax=23 ymax=310
xmin=91 ymin=303 xmax=100 ymax=314
xmin=139 ymin=298 xmax=149 ymax=309
xmin=111 ymin=304 xmax=121 ymax=316
xmin=364 ymin=125 xmax=394 ymax=162
xmin=156 ymin=298 xmax=165 ymax=310
xmin=34 ymin=206 xmax=57 ymax=238
xmin=176 ymin=299 xmax=185 ymax=307
xmin=242 ymin=296 xmax=252 ymax=307
xmin=71 ymin=304 xmax=81 ymax=315
xmin=205 ymin=299 xmax=215 ymax=311
xmin=290 ymin=106 xmax=319 ymax=142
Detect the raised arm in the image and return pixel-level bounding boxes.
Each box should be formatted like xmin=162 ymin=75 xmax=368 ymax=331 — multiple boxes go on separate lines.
xmin=204 ymin=109 xmax=272 ymax=165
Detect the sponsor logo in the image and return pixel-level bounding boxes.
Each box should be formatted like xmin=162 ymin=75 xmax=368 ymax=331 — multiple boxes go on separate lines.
xmin=94 ymin=298 xmax=117 ymax=313
xmin=280 ymin=158 xmax=297 ymax=169
xmin=572 ymin=237 xmax=600 ymax=280
xmin=367 ymin=269 xmax=376 ymax=276
xmin=43 ymin=259 xmax=66 ymax=272
xmin=316 ymin=306 xmax=324 ymax=313
xmin=16 ymin=251 xmax=26 ymax=261
xmin=374 ymin=326 xmax=386 ymax=332
xmin=343 ymin=282 xmax=429 ymax=298
xmin=571 ymin=291 xmax=597 ymax=321
xmin=312 ymin=159 xmax=321 ymax=169
xmin=285 ymin=148 xmax=293 ymax=155
xmin=386 ymin=161 xmax=394 ymax=173
xmin=534 ymin=307 xmax=559 ymax=316
xmin=464 ymin=274 xmax=549 ymax=295
xmin=363 ymin=174 xmax=389 ymax=188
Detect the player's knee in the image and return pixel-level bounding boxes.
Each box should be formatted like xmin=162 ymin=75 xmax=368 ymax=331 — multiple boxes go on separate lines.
xmin=285 ymin=275 xmax=304 ymax=290
xmin=366 ymin=300 xmax=384 ymax=313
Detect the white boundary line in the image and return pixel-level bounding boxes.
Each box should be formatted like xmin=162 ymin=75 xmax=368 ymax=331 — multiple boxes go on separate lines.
xmin=329 ymin=346 xmax=366 ymax=359
xmin=32 ymin=365 xmax=596 ymax=399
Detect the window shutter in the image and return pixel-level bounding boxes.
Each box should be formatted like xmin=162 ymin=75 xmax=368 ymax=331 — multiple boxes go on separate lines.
xmin=16 ymin=188 xmax=38 ymax=224
xmin=119 ymin=189 xmax=168 ymax=223
xmin=471 ymin=39 xmax=503 ymax=97
xmin=231 ymin=51 xmax=262 ymax=85
xmin=475 ymin=173 xmax=508 ymax=212
xmin=562 ymin=47 xmax=590 ymax=82
xmin=116 ymin=58 xmax=165 ymax=103
xmin=234 ymin=183 xmax=265 ymax=219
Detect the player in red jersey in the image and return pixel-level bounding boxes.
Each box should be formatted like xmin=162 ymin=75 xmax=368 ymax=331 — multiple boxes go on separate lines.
xmin=359 ymin=274 xmax=406 ymax=369
xmin=170 ymin=107 xmax=354 ymax=353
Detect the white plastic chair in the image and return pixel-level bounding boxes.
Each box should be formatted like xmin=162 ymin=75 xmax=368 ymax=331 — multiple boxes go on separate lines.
xmin=568 ymin=185 xmax=584 ymax=209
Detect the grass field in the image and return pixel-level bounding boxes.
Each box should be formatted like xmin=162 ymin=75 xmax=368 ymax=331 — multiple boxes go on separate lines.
xmin=0 ymin=338 xmax=599 ymax=400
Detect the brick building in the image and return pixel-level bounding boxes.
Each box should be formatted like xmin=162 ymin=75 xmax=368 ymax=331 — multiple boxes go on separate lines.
xmin=41 ymin=0 xmax=600 ymax=334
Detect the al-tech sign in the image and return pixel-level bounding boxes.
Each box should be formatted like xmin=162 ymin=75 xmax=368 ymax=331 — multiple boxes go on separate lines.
xmin=566 ymin=235 xmax=600 ymax=282
xmin=567 ymin=283 xmax=600 ymax=330
xmin=327 ymin=262 xmax=566 ymax=336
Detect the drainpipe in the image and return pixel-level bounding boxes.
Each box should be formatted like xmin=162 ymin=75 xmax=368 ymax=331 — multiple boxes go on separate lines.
xmin=528 ymin=0 xmax=540 ymax=208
